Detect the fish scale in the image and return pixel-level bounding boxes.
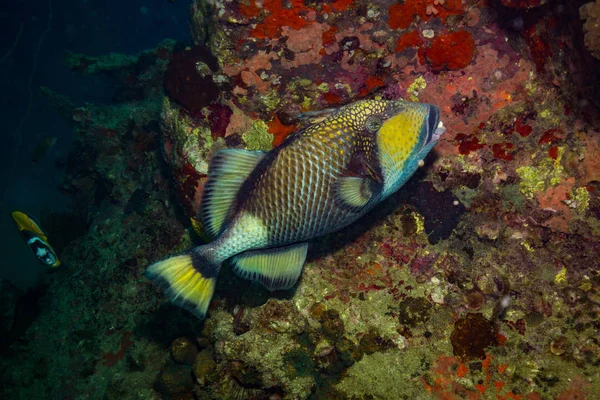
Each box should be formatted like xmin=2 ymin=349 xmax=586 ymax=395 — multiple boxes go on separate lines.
xmin=244 ymin=127 xmax=356 ymax=244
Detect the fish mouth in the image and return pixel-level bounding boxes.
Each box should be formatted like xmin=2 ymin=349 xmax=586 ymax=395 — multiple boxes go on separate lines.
xmin=425 ymin=105 xmax=445 ymax=146
xmin=432 ymin=120 xmax=446 ymax=142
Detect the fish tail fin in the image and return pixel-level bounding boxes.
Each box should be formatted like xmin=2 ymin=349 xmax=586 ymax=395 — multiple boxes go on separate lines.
xmin=144 ymin=246 xmax=221 ymax=319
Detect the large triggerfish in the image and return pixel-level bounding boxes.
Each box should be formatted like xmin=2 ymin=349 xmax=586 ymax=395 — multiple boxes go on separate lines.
xmin=145 ymin=99 xmax=446 ymax=319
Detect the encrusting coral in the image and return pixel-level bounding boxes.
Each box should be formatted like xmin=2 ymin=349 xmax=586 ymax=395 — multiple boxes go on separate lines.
xmin=581 ymin=1 xmax=600 ymax=59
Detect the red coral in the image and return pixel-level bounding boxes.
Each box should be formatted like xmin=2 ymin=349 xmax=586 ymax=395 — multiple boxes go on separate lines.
xmin=492 ymin=143 xmax=514 ymax=161
xmin=241 ymin=0 xmax=353 ymax=38
xmin=455 ymin=133 xmax=485 ymax=155
xmin=538 ymin=128 xmax=562 ymax=144
xmin=324 ymin=0 xmax=355 ymax=12
xmin=359 ymin=75 xmax=385 ymax=97
xmin=207 ymin=103 xmax=233 ymax=139
xmin=515 ymin=118 xmax=533 ymax=137
xmin=395 ymin=30 xmax=423 ymax=53
xmin=425 ymin=30 xmax=475 ymax=71
xmin=243 ymin=0 xmax=312 ymax=39
xmin=388 ymin=0 xmax=464 ymax=30
xmin=322 ymin=92 xmax=343 ymax=105
xmin=522 ymin=23 xmax=552 ymax=73
xmin=388 ymin=3 xmax=414 ymax=30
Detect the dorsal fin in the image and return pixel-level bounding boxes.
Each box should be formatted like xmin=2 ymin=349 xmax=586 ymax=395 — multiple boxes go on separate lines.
xmin=200 ymin=149 xmax=265 ymax=238
xmin=296 ymin=107 xmax=338 ymax=125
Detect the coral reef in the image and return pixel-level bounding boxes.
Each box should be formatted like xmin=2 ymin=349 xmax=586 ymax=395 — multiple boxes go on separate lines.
xmin=1 ymin=0 xmax=600 ymax=399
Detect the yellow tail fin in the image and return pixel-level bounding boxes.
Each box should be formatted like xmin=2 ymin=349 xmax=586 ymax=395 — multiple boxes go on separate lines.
xmin=144 ymin=251 xmax=220 ymax=319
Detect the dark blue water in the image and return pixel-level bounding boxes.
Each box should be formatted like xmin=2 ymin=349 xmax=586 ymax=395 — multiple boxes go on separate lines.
xmin=0 ymin=0 xmax=190 ymax=289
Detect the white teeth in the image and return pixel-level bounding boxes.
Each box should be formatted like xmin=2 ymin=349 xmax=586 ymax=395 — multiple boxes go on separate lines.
xmin=433 ymin=120 xmax=446 ymax=140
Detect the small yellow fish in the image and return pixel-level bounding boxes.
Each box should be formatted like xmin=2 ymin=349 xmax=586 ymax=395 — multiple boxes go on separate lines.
xmin=145 ymin=99 xmax=445 ymax=318
xmin=11 ymin=211 xmax=60 ymax=267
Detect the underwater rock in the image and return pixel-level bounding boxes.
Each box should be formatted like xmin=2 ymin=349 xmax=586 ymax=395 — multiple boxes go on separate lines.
xmin=163 ymin=45 xmax=220 ymax=112
xmin=464 ymin=289 xmax=486 ymax=311
xmin=170 ymin=337 xmax=198 ymax=365
xmin=124 ymin=189 xmax=150 ymax=215
xmin=320 ymin=309 xmax=345 ymax=342
xmin=155 ymin=364 xmax=194 ymax=397
xmin=254 ymin=299 xmax=307 ymax=335
xmin=161 ymin=97 xmax=225 ymax=219
xmin=357 ymin=329 xmax=396 ymax=356
xmin=192 ymin=348 xmax=217 ymax=386
xmin=397 ymin=296 xmax=433 ymax=326
xmin=409 ymin=181 xmax=466 ymax=244
xmin=549 ymin=335 xmax=570 ymax=356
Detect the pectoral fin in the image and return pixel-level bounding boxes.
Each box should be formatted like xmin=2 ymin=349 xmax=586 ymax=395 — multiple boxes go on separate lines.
xmin=333 ymin=176 xmax=375 ymax=209
xmin=232 ymin=243 xmax=308 ymax=291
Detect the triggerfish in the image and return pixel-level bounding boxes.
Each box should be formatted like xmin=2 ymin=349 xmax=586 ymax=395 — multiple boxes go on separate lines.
xmin=145 ymin=99 xmax=445 ymax=318
xmin=11 ymin=211 xmax=61 ymax=267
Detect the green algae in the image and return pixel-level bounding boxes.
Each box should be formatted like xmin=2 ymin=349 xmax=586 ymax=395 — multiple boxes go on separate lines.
xmin=452 ymin=186 xmax=479 ymax=208
xmin=336 ymin=349 xmax=432 ymax=399
xmin=407 ymin=76 xmax=427 ymax=102
xmin=317 ymin=82 xmax=330 ymax=93
xmin=243 ymin=120 xmax=273 ymax=151
xmin=283 ymin=348 xmax=314 ymax=377
xmin=566 ymin=186 xmax=590 ymax=211
xmin=516 ymin=147 xmax=565 ymax=199
xmin=258 ymin=89 xmax=281 ymax=112
xmin=501 ymin=184 xmax=527 ymax=211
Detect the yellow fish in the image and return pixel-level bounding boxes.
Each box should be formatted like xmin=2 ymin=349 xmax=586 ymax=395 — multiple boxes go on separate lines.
xmin=12 ymin=211 xmax=60 ymax=267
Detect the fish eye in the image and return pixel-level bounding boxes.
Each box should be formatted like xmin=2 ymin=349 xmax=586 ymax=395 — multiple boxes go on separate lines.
xmin=366 ymin=116 xmax=382 ymax=132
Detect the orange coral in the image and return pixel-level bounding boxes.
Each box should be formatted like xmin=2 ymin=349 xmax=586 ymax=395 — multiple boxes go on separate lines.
xmin=425 ymin=30 xmax=475 ymax=71
xmin=268 ymin=115 xmax=296 ymax=147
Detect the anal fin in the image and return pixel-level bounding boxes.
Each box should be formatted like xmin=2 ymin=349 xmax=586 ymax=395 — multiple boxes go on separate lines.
xmin=232 ymin=243 xmax=308 ymax=291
